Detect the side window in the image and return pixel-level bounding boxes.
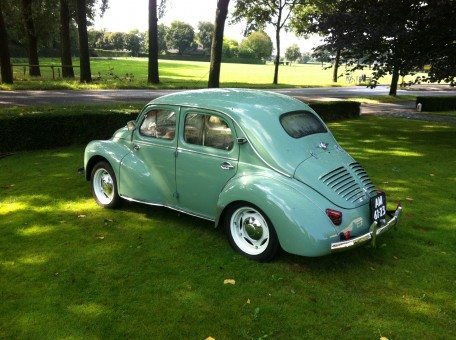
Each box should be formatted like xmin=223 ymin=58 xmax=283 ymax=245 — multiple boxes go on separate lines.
xmin=184 ymin=113 xmax=234 ymax=151
xmin=140 ymin=109 xmax=176 ymax=140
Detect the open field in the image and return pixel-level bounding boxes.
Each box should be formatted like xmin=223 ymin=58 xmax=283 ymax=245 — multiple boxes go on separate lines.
xmin=1 ymin=116 xmax=455 ymax=338
xmin=1 ymin=58 xmax=426 ymax=90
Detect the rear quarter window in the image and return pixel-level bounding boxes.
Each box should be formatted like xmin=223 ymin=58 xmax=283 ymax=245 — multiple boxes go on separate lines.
xmin=280 ymin=110 xmax=327 ymax=138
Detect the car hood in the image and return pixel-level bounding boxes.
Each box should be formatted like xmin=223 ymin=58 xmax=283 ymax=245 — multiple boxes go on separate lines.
xmin=293 ymin=145 xmax=377 ymax=209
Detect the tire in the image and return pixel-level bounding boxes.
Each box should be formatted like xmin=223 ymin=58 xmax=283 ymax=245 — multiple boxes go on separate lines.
xmin=90 ymin=161 xmax=121 ymax=208
xmin=225 ymin=204 xmax=279 ymax=262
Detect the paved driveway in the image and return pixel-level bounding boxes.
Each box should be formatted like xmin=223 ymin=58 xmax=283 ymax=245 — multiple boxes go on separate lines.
xmin=1 ymin=85 xmax=455 ymax=107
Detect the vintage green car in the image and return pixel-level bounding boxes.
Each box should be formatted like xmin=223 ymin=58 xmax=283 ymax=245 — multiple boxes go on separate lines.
xmin=84 ymin=89 xmax=402 ymax=261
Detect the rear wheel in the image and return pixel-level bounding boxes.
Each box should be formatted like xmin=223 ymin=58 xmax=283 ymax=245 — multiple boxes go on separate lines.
xmin=91 ymin=161 xmax=120 ymax=208
xmin=225 ymin=204 xmax=279 ymax=261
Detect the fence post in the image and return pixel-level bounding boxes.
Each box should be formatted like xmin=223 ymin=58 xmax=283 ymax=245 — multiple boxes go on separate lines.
xmin=58 ymin=67 xmax=61 ymax=78
xmin=23 ymin=66 xmax=26 ymax=76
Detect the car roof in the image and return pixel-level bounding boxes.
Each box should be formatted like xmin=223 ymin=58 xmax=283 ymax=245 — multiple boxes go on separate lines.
xmin=149 ymin=89 xmax=326 ymax=176
xmin=149 ymin=88 xmax=309 ymax=121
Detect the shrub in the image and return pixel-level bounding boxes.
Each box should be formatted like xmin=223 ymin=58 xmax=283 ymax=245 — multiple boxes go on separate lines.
xmin=415 ymin=96 xmax=456 ymax=112
xmin=0 ymin=101 xmax=359 ymax=152
xmin=309 ymin=101 xmax=360 ymax=121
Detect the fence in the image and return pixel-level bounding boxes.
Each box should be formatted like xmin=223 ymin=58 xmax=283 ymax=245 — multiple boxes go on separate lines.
xmin=11 ymin=64 xmax=80 ymax=80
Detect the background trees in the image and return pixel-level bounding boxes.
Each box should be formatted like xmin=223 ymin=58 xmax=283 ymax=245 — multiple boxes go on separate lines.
xmin=285 ymin=43 xmax=301 ymax=63
xmin=233 ymin=0 xmax=301 ymax=84
xmin=165 ymin=21 xmax=194 ymax=55
xmin=196 ymin=21 xmax=214 ymax=53
xmin=239 ymin=31 xmax=273 ymax=61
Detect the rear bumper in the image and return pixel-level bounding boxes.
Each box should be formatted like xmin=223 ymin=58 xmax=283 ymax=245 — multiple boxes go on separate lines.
xmin=330 ymin=205 xmax=402 ymax=252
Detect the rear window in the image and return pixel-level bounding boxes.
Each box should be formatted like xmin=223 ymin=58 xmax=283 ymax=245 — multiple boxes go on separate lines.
xmin=280 ymin=110 xmax=327 ymax=138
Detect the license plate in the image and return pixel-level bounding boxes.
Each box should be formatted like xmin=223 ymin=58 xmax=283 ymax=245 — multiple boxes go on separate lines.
xmin=371 ymin=192 xmax=387 ymax=222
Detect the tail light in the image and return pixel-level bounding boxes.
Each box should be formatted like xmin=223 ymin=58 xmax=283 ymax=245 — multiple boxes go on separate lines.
xmin=326 ymin=208 xmax=342 ymax=226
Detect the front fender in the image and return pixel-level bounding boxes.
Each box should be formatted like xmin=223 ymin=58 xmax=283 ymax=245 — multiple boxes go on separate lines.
xmin=84 ymin=140 xmax=131 ymax=181
xmin=216 ymin=173 xmax=339 ymax=257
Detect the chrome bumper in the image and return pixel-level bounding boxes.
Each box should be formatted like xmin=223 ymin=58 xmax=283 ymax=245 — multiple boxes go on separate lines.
xmin=331 ymin=205 xmax=402 ymax=252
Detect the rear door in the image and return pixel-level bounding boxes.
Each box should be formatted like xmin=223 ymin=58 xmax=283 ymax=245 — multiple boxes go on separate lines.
xmin=175 ymin=108 xmax=238 ymax=219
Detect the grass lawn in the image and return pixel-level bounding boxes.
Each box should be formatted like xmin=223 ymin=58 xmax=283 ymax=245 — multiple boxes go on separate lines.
xmin=1 ymin=116 xmax=455 ymax=338
xmin=1 ymin=58 xmax=426 ymax=91
xmin=349 ymin=95 xmax=417 ymax=104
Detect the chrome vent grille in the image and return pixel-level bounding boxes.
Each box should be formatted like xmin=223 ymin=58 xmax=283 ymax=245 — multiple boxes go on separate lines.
xmin=319 ymin=162 xmax=376 ymax=203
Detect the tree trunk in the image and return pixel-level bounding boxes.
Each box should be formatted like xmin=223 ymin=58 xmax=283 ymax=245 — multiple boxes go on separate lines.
xmin=332 ymin=48 xmax=341 ymax=83
xmin=0 ymin=2 xmax=13 ymax=84
xmin=273 ymin=26 xmax=280 ymax=85
xmin=148 ymin=0 xmax=159 ymax=84
xmin=21 ymin=0 xmax=41 ymax=77
xmin=208 ymin=0 xmax=230 ymax=88
xmin=389 ymin=65 xmax=400 ymax=96
xmin=59 ymin=0 xmax=74 ymax=78
xmin=76 ymin=0 xmax=91 ymax=82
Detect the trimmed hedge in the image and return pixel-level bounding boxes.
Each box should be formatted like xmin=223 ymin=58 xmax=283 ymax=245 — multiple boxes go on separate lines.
xmin=416 ymin=96 xmax=456 ymax=112
xmin=309 ymin=101 xmax=360 ymax=121
xmin=0 ymin=101 xmax=360 ymax=153
xmin=0 ymin=113 xmax=136 ymax=153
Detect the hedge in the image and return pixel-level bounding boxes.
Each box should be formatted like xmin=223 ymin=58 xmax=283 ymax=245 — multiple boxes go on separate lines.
xmin=0 ymin=101 xmax=359 ymax=153
xmin=416 ymin=96 xmax=456 ymax=112
xmin=309 ymin=101 xmax=360 ymax=121
xmin=0 ymin=113 xmax=136 ymax=153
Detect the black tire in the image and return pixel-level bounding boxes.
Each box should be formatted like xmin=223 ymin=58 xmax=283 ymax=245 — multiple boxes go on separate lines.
xmin=90 ymin=161 xmax=121 ymax=209
xmin=224 ymin=203 xmax=279 ymax=262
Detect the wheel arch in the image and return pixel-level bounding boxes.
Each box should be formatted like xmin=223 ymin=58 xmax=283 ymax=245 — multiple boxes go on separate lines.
xmin=85 ymin=155 xmax=110 ymax=181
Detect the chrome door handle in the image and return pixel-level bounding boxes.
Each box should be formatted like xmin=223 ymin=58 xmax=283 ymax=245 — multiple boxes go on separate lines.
xmin=133 ymin=144 xmax=141 ymax=151
xmin=221 ymin=161 xmax=235 ymax=170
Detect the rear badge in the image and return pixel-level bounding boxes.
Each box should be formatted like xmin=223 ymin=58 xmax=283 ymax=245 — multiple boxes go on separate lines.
xmin=319 ymin=142 xmax=328 ymax=150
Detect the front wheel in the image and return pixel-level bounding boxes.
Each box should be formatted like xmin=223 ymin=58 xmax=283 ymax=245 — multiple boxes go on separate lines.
xmin=225 ymin=204 xmax=279 ymax=261
xmin=91 ymin=161 xmax=121 ymax=208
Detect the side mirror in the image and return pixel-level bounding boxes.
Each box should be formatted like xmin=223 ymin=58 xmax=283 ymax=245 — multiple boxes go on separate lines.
xmin=127 ymin=120 xmax=136 ymax=131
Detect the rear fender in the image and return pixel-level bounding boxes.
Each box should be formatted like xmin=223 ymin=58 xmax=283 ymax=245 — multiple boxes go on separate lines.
xmin=216 ymin=173 xmax=339 ymax=257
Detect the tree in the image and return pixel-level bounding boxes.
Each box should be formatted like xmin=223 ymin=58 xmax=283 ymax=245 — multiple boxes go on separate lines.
xmin=196 ymin=21 xmax=214 ymax=52
xmin=285 ymin=43 xmax=300 ymax=63
xmin=165 ymin=21 xmax=194 ymax=55
xmin=148 ymin=0 xmax=159 ymax=83
xmin=239 ymin=31 xmax=273 ymax=61
xmin=233 ymin=0 xmax=301 ymax=84
xmin=299 ymin=52 xmax=311 ymax=63
xmin=59 ymin=0 xmax=74 ymax=78
xmin=222 ymin=38 xmax=239 ymax=58
xmin=0 ymin=1 xmax=13 ymax=84
xmin=157 ymin=23 xmax=167 ymax=54
xmin=208 ymin=0 xmax=230 ymax=88
xmin=21 ymin=0 xmax=41 ymax=76
xmin=126 ymin=30 xmax=141 ymax=56
xmin=76 ymin=0 xmax=91 ymax=82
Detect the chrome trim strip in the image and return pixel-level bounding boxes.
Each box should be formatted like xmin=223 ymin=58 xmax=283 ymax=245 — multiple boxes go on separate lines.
xmin=330 ymin=206 xmax=402 ymax=252
xmin=176 ymin=147 xmax=237 ymax=161
xmin=120 ymin=195 xmax=215 ymax=222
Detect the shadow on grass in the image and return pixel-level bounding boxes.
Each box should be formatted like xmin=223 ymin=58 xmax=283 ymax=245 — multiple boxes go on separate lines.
xmin=1 ymin=116 xmax=455 ymax=338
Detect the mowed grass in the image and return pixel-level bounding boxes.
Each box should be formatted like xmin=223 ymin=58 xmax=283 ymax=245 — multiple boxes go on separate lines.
xmin=1 ymin=57 xmax=425 ymax=90
xmin=1 ymin=116 xmax=455 ymax=338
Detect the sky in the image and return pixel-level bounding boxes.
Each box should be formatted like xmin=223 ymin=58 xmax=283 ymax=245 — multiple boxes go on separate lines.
xmin=93 ymin=0 xmax=321 ymax=53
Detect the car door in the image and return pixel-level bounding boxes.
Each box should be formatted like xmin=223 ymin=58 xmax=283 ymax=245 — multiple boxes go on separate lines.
xmin=119 ymin=105 xmax=178 ymax=205
xmin=175 ymin=108 xmax=238 ymax=219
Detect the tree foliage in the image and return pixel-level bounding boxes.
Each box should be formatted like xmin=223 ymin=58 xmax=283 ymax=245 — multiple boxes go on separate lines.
xmin=239 ymin=30 xmax=273 ymax=61
xmin=285 ymin=43 xmax=301 ymax=63
xmin=165 ymin=20 xmax=194 ymax=55
xmin=196 ymin=21 xmax=214 ymax=51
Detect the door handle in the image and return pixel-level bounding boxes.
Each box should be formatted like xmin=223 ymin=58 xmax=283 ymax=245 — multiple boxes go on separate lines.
xmin=220 ymin=161 xmax=235 ymax=170
xmin=133 ymin=144 xmax=141 ymax=151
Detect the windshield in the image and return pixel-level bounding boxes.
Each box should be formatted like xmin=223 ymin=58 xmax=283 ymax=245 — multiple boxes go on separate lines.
xmin=280 ymin=110 xmax=327 ymax=138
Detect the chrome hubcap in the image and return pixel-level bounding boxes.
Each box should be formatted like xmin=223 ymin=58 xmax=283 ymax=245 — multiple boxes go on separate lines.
xmin=93 ymin=168 xmax=114 ymax=205
xmin=230 ymin=207 xmax=269 ymax=256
